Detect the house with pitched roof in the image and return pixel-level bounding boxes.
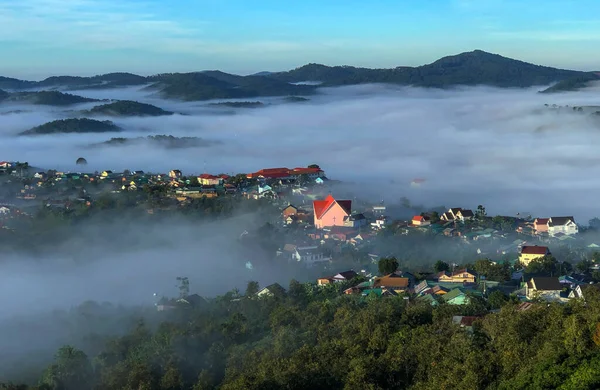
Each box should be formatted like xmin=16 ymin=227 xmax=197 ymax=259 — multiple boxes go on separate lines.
xmin=412 ymin=215 xmax=430 ymax=226
xmin=547 ymin=216 xmax=578 ymax=237
xmin=519 ymin=245 xmax=551 ymax=267
xmin=455 ymin=209 xmax=474 ymax=221
xmin=443 ymin=288 xmax=470 ymax=305
xmin=525 ymin=277 xmax=563 ymax=301
xmin=257 ymin=283 xmax=286 ymax=298
xmin=317 ymin=270 xmax=359 ymax=286
xmin=313 ymin=194 xmax=352 ymax=229
xmin=198 ymin=174 xmax=223 ymax=186
xmin=533 ymin=218 xmax=549 ymax=234
xmin=374 ymin=272 xmax=410 ymax=288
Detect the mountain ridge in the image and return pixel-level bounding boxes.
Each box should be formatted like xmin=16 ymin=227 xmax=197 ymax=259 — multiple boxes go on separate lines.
xmin=1 ymin=50 xmax=594 ymax=99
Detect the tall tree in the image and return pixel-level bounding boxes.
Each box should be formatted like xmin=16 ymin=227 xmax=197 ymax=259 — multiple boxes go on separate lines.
xmin=246 ymin=281 xmax=259 ymax=296
xmin=378 ymin=257 xmax=399 ymax=275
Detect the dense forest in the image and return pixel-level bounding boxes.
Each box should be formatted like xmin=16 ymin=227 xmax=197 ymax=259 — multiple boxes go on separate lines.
xmin=540 ymin=73 xmax=600 ymax=93
xmin=4 ymin=277 xmax=600 ymax=389
xmin=1 ymin=91 xmax=99 ymax=106
xmin=86 ymin=100 xmax=174 ymax=117
xmin=20 ymin=118 xmax=122 ymax=135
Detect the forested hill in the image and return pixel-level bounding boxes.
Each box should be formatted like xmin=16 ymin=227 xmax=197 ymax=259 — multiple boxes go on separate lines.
xmin=85 ymin=100 xmax=174 ymax=116
xmin=0 ymin=91 xmax=100 ymax=106
xmin=540 ymin=73 xmax=600 ymax=93
xmin=20 ymin=118 xmax=122 ymax=135
xmin=267 ymin=50 xmax=586 ymax=88
xmin=0 ymin=50 xmax=590 ymax=101
xmin=9 ymin=280 xmax=600 ymax=389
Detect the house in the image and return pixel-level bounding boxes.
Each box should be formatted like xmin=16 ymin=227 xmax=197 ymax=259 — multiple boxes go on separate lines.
xmin=519 ymin=245 xmax=551 ymax=267
xmin=317 ymin=270 xmax=358 ymax=285
xmin=442 ymin=288 xmax=470 ymax=305
xmin=313 ymin=194 xmax=352 ymax=229
xmin=534 ymin=218 xmax=549 ymax=234
xmin=435 ymin=269 xmax=477 ymax=283
xmin=247 ymin=167 xmax=291 ymax=180
xmin=455 ymin=209 xmax=474 ymax=221
xmin=440 ymin=208 xmax=463 ymax=222
xmin=289 ymin=167 xmax=325 ymax=179
xmin=412 ymin=215 xmax=431 ymax=226
xmin=282 ymin=204 xmax=298 ymax=218
xmin=343 ymin=213 xmax=367 ymax=228
xmin=169 ymin=170 xmax=182 ymax=179
xmin=178 ymin=294 xmax=207 ymax=307
xmin=198 ymin=174 xmax=223 ymax=186
xmin=547 ymin=216 xmax=578 ymax=237
xmin=0 ymin=206 xmax=10 ymax=215
xmin=373 ymin=274 xmax=410 ymax=293
xmin=257 ymin=283 xmax=286 ymax=298
xmin=526 ymin=277 xmax=563 ymax=301
xmin=101 ymin=170 xmax=113 ymax=177
xmin=569 ymin=284 xmax=600 ymax=300
xmin=450 ymin=269 xmax=477 ymax=283
xmin=291 ymin=246 xmax=330 ymax=265
xmin=371 ymin=216 xmax=390 ymax=230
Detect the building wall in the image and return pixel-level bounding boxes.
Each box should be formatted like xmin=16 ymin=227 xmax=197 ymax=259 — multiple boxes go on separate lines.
xmin=534 ymin=223 xmax=548 ymax=233
xmin=315 ymin=203 xmax=349 ymax=229
xmin=200 ymin=178 xmax=223 ymax=186
xmin=548 ymin=222 xmax=578 ymax=236
xmin=519 ymin=253 xmax=544 ymax=266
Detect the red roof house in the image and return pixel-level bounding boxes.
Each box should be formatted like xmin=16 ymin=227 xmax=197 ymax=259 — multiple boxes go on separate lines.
xmin=313 ymin=194 xmax=352 ymax=229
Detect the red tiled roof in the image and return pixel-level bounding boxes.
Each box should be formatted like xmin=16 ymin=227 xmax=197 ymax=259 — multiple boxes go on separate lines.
xmin=313 ymin=195 xmax=351 ymax=219
xmin=291 ymin=167 xmax=322 ymax=174
xmin=412 ymin=215 xmax=424 ymax=222
xmin=313 ymin=195 xmax=335 ymax=219
xmin=521 ymin=245 xmax=549 ymax=255
xmin=535 ymin=218 xmax=549 ymax=225
xmin=199 ymin=174 xmax=219 ymax=179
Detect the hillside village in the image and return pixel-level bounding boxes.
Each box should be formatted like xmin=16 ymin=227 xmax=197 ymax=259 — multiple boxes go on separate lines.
xmin=1 ymin=160 xmax=600 ymax=310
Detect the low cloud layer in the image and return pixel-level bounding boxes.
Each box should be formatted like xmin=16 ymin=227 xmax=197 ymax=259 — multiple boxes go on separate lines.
xmin=2 ymin=83 xmax=600 ymax=219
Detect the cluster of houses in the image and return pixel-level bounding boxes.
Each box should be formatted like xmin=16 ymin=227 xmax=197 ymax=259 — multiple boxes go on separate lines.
xmin=311 ymin=262 xmax=600 ymax=306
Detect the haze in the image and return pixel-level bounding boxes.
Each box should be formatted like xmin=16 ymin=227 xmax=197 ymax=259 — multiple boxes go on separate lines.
xmin=2 ymin=83 xmax=600 ymax=220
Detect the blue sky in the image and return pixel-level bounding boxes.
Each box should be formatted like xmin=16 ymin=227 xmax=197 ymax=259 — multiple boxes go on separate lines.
xmin=2 ymin=0 xmax=600 ymax=78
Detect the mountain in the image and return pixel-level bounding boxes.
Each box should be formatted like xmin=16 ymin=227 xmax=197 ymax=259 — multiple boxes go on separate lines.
xmin=268 ymin=50 xmax=587 ymax=88
xmin=39 ymin=72 xmax=149 ymax=89
xmin=539 ymin=73 xmax=600 ymax=93
xmin=85 ymin=100 xmax=174 ymax=116
xmin=20 ymin=118 xmax=122 ymax=136
xmin=0 ymin=76 xmax=35 ymax=90
xmin=149 ymin=72 xmax=314 ymax=101
xmin=92 ymin=135 xmax=219 ymax=149
xmin=1 ymin=91 xmax=100 ymax=106
xmin=0 ymin=50 xmax=592 ymax=100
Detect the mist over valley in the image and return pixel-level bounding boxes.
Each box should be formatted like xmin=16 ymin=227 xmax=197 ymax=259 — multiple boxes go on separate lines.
xmin=4 ymin=50 xmax=600 ymax=388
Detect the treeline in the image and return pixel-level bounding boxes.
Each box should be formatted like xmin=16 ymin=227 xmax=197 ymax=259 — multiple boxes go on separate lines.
xmin=6 ymin=281 xmax=600 ymax=389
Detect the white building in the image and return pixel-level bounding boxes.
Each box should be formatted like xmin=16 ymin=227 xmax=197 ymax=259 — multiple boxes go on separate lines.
xmin=547 ymin=216 xmax=578 ymax=237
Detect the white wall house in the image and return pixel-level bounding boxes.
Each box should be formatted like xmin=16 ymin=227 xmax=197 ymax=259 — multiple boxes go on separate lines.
xmin=547 ymin=217 xmax=578 ymax=237
xmin=292 ymin=246 xmax=330 ymax=265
